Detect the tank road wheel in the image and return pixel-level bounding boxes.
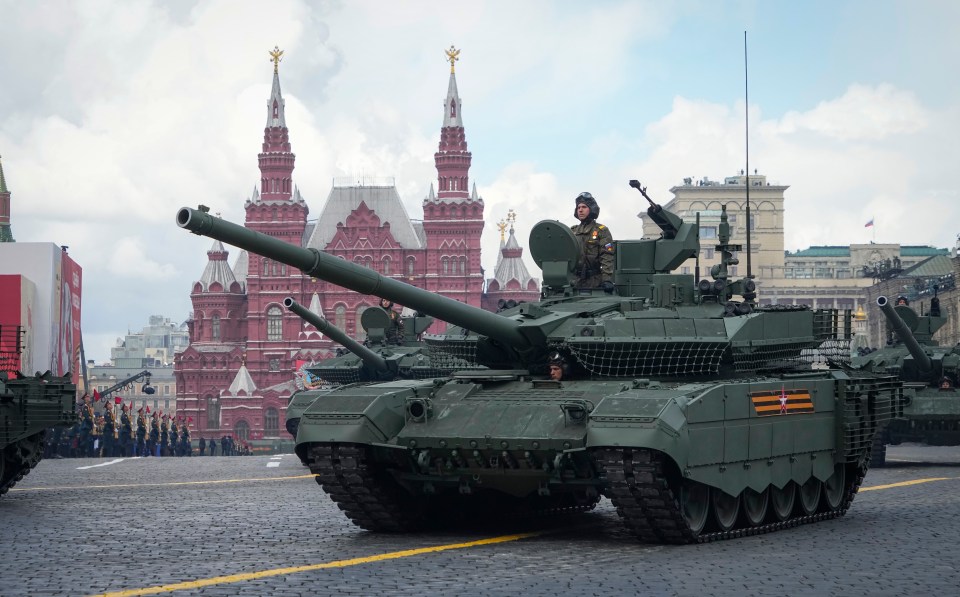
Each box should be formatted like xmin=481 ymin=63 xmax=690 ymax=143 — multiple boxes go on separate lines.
xmin=770 ymin=483 xmax=796 ymax=522
xmin=740 ymin=487 xmax=769 ymax=527
xmin=679 ymin=480 xmax=710 ymax=535
xmin=711 ymin=490 xmax=740 ymax=532
xmin=797 ymin=477 xmax=821 ymax=515
xmin=821 ymin=464 xmax=846 ymax=511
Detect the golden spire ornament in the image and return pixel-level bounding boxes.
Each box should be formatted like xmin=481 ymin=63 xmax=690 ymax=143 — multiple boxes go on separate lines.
xmin=269 ymin=46 xmax=284 ymax=74
xmin=497 ymin=219 xmax=507 ymax=243
xmin=445 ymin=45 xmax=460 ymax=74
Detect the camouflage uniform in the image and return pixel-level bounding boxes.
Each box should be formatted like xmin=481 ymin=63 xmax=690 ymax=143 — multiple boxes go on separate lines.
xmin=570 ymin=192 xmax=614 ymax=289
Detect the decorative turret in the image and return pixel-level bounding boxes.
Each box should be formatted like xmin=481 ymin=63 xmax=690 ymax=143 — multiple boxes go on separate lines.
xmin=421 ymin=46 xmax=484 ymax=311
xmin=245 ymin=46 xmax=308 ymax=247
xmin=0 ymin=155 xmax=14 ymax=243
xmin=483 ymin=210 xmax=539 ymax=312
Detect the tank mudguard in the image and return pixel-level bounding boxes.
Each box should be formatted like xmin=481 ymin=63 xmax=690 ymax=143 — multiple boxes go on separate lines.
xmin=295 ymin=380 xmax=434 ymax=447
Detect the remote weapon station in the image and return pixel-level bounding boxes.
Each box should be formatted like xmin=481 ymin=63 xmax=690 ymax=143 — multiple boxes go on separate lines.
xmin=178 ymin=180 xmax=896 ymax=543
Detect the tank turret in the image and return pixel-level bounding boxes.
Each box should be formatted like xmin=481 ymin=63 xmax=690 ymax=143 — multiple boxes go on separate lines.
xmin=876 ymin=295 xmax=934 ymax=379
xmin=284 ymin=298 xmax=390 ymax=376
xmin=852 ymin=295 xmax=959 ymax=467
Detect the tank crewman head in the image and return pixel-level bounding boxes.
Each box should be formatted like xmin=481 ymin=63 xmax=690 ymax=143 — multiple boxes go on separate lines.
xmin=547 ymin=351 xmax=568 ymax=381
xmin=379 ymin=298 xmax=394 ymax=310
xmin=896 ymin=295 xmax=909 ymax=306
xmin=574 ymin=192 xmax=600 ymax=224
xmin=939 ymin=376 xmax=954 ymax=390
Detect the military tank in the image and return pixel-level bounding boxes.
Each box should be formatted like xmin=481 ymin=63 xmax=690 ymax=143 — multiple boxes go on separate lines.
xmin=177 ymin=182 xmax=897 ymax=543
xmin=851 ymin=295 xmax=960 ymax=466
xmin=284 ymin=297 xmax=482 ymax=439
xmin=1 ymin=325 xmax=78 ymax=496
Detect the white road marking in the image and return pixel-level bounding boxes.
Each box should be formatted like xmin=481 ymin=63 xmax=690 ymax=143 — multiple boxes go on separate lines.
xmin=270 ymin=456 xmax=283 ymax=460
xmin=266 ymin=462 xmax=280 ymax=468
xmin=77 ymin=458 xmax=130 ymax=470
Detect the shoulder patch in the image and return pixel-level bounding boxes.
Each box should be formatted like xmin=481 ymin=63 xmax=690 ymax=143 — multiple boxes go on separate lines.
xmin=598 ymin=225 xmax=606 ymax=230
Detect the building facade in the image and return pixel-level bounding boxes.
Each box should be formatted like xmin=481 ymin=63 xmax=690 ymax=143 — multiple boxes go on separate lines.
xmin=175 ymin=50 xmax=532 ymax=443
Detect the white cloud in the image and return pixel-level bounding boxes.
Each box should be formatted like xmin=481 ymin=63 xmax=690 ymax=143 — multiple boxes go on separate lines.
xmin=776 ymin=84 xmax=929 ymax=141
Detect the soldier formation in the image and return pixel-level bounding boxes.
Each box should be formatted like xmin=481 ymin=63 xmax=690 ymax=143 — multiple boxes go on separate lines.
xmin=41 ymin=393 xmax=252 ymax=458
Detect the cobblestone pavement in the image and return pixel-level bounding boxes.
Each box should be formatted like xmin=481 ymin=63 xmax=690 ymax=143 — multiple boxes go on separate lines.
xmin=1 ymin=445 xmax=958 ymax=597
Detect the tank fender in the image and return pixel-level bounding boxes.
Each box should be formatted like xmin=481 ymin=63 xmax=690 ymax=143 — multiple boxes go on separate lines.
xmin=295 ymin=381 xmax=432 ymax=449
xmin=586 ymin=392 xmax=688 ymax=476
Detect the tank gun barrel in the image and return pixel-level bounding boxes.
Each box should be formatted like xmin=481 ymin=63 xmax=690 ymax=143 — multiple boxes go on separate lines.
xmin=283 ymin=298 xmax=389 ymax=374
xmin=177 ymin=207 xmax=530 ymax=349
xmin=877 ymin=295 xmax=933 ymax=377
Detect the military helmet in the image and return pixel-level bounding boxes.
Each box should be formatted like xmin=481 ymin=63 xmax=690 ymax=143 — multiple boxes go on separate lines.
xmin=574 ymin=192 xmax=600 ymax=221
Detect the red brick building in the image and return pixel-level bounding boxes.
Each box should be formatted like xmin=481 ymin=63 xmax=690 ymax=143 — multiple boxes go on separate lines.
xmin=174 ymin=53 xmax=538 ymax=442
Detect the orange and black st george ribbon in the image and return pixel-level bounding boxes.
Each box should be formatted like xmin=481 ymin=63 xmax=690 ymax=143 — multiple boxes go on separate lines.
xmin=750 ymin=386 xmax=815 ymax=417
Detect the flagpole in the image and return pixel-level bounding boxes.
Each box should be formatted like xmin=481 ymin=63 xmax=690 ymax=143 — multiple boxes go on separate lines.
xmin=873 ymin=216 xmax=876 ymax=243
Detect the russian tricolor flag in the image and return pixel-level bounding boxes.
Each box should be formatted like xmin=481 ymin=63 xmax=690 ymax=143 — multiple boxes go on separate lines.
xmin=865 ymin=218 xmax=874 ymax=228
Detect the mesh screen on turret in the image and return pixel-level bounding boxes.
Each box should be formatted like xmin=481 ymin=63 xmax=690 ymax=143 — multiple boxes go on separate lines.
xmin=423 ymin=335 xmax=485 ymax=371
xmin=560 ymin=340 xmax=728 ymax=377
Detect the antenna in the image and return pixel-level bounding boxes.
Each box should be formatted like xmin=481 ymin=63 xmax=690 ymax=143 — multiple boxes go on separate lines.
xmin=743 ymin=31 xmax=756 ymax=302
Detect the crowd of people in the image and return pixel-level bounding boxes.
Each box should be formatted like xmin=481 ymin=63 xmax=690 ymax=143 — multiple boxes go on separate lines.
xmin=41 ymin=393 xmax=253 ymax=458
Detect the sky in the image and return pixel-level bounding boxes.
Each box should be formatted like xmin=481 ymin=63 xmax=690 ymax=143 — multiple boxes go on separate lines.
xmin=1 ymin=0 xmax=958 ymax=363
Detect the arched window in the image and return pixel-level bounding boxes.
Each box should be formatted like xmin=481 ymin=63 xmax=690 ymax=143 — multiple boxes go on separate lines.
xmin=460 ymin=257 xmax=467 ymax=274
xmin=450 ymin=99 xmax=456 ymax=118
xmin=211 ymin=314 xmax=221 ymax=341
xmin=206 ymin=396 xmax=219 ymax=430
xmin=407 ymin=257 xmax=415 ymax=276
xmin=335 ymin=305 xmax=346 ymax=330
xmin=264 ymin=408 xmax=279 ymax=435
xmin=382 ymin=257 xmax=391 ymax=276
xmin=273 ymin=100 xmax=279 ymax=119
xmin=267 ymin=306 xmax=283 ymax=341
xmin=262 ymin=258 xmax=269 ymax=275
xmin=442 ymin=257 xmax=449 ymax=274
xmin=234 ymin=420 xmax=250 ymax=442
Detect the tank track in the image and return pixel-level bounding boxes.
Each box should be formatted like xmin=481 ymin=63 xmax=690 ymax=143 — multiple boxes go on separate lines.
xmin=0 ymin=431 xmax=45 ymax=497
xmin=593 ymin=447 xmax=868 ymax=544
xmin=307 ymin=443 xmax=427 ymax=532
xmin=306 ymin=442 xmax=600 ymax=531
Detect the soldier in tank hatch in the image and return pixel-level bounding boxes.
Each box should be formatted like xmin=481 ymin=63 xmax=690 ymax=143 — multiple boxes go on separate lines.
xmin=547 ymin=351 xmax=568 ymax=382
xmin=571 ymin=192 xmax=615 ymax=292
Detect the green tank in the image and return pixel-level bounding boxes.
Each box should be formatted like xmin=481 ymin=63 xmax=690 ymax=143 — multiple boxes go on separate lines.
xmin=851 ymin=295 xmax=960 ymax=466
xmin=1 ymin=325 xmax=78 ymax=496
xmin=177 ymin=184 xmax=897 ymax=543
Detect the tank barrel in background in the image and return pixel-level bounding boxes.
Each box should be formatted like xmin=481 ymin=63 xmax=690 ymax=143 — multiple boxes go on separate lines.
xmin=283 ymin=298 xmax=389 ymax=374
xmin=177 ymin=207 xmax=530 ymax=349
xmin=877 ymin=295 xmax=933 ymax=377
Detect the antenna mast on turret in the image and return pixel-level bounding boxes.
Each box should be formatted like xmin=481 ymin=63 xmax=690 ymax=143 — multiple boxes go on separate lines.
xmin=743 ymin=31 xmax=755 ymax=301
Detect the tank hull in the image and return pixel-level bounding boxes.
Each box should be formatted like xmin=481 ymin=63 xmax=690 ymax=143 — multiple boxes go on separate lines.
xmin=295 ymin=370 xmax=895 ymax=542
xmin=1 ymin=372 xmax=77 ymax=496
